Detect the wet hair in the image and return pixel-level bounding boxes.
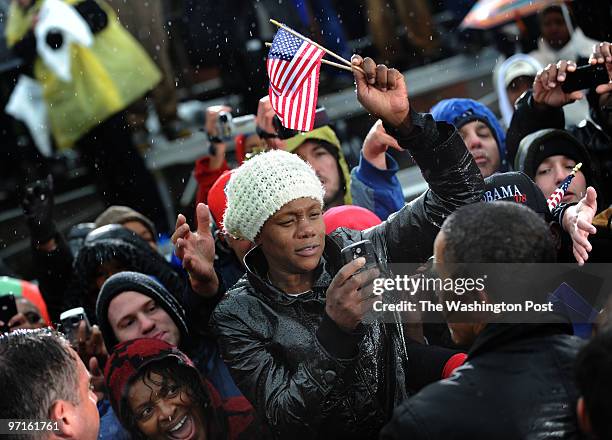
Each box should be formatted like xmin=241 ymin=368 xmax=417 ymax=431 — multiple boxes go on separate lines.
xmin=575 ymin=328 xmax=612 ymax=439
xmin=440 ymin=202 xmax=556 ymax=303
xmin=0 ymin=329 xmax=79 ymax=438
xmin=441 ymin=202 xmax=556 ymax=265
xmin=119 ymin=358 xmax=227 ymax=440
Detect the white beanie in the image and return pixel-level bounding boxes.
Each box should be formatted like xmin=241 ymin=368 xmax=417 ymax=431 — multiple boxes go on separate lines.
xmin=223 ymin=150 xmax=325 ymax=242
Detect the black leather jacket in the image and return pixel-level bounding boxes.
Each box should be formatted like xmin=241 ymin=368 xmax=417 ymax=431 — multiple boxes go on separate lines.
xmin=380 ymin=322 xmax=584 ymax=440
xmin=211 ymin=112 xmax=484 ymax=439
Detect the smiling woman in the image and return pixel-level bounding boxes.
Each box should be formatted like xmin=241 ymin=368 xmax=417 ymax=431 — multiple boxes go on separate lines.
xmin=105 ymin=338 xmax=263 ymax=440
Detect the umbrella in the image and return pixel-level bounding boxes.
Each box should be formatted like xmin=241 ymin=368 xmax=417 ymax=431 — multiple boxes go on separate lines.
xmin=460 ymin=0 xmax=569 ymax=30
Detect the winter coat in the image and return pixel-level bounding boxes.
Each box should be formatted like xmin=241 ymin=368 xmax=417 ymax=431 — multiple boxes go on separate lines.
xmin=5 ymin=0 xmax=160 ymax=148
xmin=380 ymin=322 xmax=584 ymax=440
xmin=351 ymin=151 xmax=405 ymax=221
xmin=506 ymin=91 xmax=612 ymax=208
xmin=211 ymin=111 xmax=484 ymax=439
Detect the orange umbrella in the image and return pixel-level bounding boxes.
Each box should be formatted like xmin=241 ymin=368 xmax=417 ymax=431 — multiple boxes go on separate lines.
xmin=461 ymin=0 xmax=568 ymax=30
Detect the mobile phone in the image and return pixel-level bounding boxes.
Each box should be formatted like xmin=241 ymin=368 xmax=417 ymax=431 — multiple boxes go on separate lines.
xmin=561 ymin=64 xmax=609 ymax=93
xmin=341 ymin=240 xmax=379 ymax=270
xmin=0 ymin=294 xmax=18 ymax=332
xmin=59 ymin=307 xmax=90 ymax=345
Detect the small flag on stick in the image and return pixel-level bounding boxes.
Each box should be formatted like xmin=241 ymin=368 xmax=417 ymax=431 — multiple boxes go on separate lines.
xmin=547 ymin=163 xmax=583 ymax=212
xmin=266 ymin=27 xmax=325 ymax=132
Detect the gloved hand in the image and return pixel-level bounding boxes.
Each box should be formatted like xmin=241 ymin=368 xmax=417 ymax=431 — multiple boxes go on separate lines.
xmin=21 ymin=175 xmax=57 ymax=246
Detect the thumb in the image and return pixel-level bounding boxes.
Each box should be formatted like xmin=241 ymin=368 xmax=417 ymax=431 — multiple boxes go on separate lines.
xmin=585 ymin=186 xmax=597 ymax=210
xmin=351 ymin=55 xmax=368 ymax=98
xmin=89 ymin=356 xmax=100 ymax=374
xmin=196 ymin=203 xmax=212 ymax=235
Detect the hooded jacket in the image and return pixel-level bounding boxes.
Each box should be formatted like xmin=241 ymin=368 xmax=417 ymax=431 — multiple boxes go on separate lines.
xmin=431 ymin=98 xmax=508 ymax=172
xmin=211 ymin=111 xmax=484 ymax=439
xmin=380 ymin=322 xmax=584 ymax=440
xmin=104 ymin=338 xmax=265 ymax=440
xmin=506 ymin=91 xmax=612 ymax=209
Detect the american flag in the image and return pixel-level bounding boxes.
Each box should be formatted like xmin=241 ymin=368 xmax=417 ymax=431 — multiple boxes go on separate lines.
xmin=267 ymin=28 xmax=325 ymax=131
xmin=547 ymin=163 xmax=582 ymax=211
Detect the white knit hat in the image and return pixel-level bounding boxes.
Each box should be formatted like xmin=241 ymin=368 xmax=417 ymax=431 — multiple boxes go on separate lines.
xmin=223 ymin=150 xmax=325 ymax=242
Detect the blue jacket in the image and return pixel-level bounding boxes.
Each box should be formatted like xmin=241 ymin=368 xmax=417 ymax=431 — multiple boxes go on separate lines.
xmin=351 ymin=152 xmax=405 ymax=221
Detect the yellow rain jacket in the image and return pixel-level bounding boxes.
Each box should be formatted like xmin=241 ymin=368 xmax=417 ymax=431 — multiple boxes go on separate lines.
xmin=6 ymin=0 xmax=161 ymax=149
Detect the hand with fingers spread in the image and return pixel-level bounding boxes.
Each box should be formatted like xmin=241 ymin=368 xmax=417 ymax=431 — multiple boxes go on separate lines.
xmin=171 ymin=203 xmax=219 ymax=297
xmin=589 ymin=41 xmax=612 ymax=95
xmin=362 ymin=119 xmax=404 ymax=169
xmin=325 ymin=257 xmax=380 ymax=331
xmin=351 ymin=55 xmax=410 ymax=128
xmin=562 ymin=186 xmax=598 ymax=266
xmin=532 ymin=60 xmax=584 ymax=109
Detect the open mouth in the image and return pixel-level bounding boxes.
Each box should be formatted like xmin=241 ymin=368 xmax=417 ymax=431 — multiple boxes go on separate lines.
xmin=562 ymin=191 xmax=575 ymax=202
xmin=166 ymin=414 xmax=195 ymax=440
xmin=295 ymin=244 xmax=320 ymax=257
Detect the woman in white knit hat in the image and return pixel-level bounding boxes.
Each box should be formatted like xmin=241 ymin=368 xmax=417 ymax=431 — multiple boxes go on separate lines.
xmin=209 ymin=56 xmax=485 ymax=439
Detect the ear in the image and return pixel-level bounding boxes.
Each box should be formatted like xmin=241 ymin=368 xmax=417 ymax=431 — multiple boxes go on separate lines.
xmin=576 ymin=397 xmax=593 ymax=435
xmin=548 ymin=221 xmax=563 ymax=251
xmin=49 ymin=400 xmax=76 ymax=438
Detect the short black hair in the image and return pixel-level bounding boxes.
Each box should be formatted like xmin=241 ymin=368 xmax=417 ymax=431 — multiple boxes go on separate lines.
xmin=440 ymin=202 xmax=556 ymax=303
xmin=0 ymin=329 xmax=79 ymax=439
xmin=441 ymin=202 xmax=556 ymax=265
xmin=575 ymin=329 xmax=612 ymax=439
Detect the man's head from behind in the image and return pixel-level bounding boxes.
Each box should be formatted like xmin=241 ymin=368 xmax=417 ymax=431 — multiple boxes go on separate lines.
xmin=434 ymin=202 xmax=556 ymax=345
xmin=575 ymin=328 xmax=612 ymax=439
xmin=0 ymin=329 xmax=99 ymax=440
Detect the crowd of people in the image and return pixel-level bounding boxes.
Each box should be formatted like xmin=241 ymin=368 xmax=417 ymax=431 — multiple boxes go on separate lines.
xmin=1 ymin=1 xmax=612 ymax=439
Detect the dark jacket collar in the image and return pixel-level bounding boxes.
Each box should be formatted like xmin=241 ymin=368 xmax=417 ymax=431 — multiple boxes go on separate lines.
xmin=243 ymin=235 xmax=345 ymax=305
xmin=468 ymin=319 xmax=574 ymax=360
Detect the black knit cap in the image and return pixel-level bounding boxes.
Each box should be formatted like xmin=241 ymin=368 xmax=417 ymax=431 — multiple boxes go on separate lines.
xmin=96 ymin=271 xmax=189 ymax=352
xmin=514 ymin=129 xmax=593 ymax=185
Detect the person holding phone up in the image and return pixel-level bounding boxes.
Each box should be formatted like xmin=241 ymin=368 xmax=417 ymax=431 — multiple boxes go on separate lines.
xmin=204 ymin=56 xmax=484 ymax=439
xmin=506 ymin=41 xmax=612 ymax=209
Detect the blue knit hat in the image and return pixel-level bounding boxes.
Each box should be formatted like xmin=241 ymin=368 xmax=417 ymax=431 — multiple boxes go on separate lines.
xmin=431 ymin=98 xmax=508 ymax=171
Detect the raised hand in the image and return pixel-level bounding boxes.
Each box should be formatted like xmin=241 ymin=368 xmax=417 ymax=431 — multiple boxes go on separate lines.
xmin=362 ymin=119 xmax=404 ymax=169
xmin=562 ymin=186 xmax=598 ymax=266
xmin=351 ymin=55 xmax=409 ymax=128
xmin=589 ymin=41 xmax=612 ymax=95
xmin=21 ymin=175 xmax=57 ymax=246
xmin=532 ymin=60 xmax=584 ymax=108
xmin=171 ymin=203 xmax=219 ymax=297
